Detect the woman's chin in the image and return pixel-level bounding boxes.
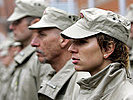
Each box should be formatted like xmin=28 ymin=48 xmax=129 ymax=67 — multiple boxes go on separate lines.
xmin=74 ymin=65 xmax=82 ymax=71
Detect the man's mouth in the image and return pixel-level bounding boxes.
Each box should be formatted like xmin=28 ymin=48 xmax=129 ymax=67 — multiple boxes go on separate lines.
xmin=36 ymin=49 xmax=45 ymax=56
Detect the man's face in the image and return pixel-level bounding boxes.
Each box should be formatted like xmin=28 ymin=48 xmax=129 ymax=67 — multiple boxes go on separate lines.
xmin=9 ymin=17 xmax=33 ymax=42
xmin=31 ymin=28 xmax=62 ymax=64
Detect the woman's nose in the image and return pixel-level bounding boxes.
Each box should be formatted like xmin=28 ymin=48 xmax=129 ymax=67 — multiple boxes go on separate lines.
xmin=68 ymin=43 xmax=78 ymax=53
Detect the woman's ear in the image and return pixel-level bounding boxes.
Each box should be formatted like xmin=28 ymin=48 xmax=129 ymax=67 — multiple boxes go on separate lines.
xmin=30 ymin=18 xmax=40 ymax=25
xmin=103 ymin=41 xmax=115 ymax=59
xmin=59 ymin=36 xmax=70 ymax=48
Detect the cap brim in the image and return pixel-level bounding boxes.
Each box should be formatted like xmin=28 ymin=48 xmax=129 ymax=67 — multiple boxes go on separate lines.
xmin=29 ymin=18 xmax=59 ymax=29
xmin=7 ymin=9 xmax=26 ymax=22
xmin=61 ymin=23 xmax=99 ymax=39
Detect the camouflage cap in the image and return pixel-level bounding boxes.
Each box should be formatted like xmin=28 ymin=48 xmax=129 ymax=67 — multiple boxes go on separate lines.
xmin=7 ymin=0 xmax=48 ymax=22
xmin=28 ymin=7 xmax=79 ymax=30
xmin=126 ymin=4 xmax=133 ymax=22
xmin=61 ymin=8 xmax=131 ymax=44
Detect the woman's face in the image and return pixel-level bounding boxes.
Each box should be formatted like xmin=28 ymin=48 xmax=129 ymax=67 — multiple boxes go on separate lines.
xmin=68 ymin=36 xmax=106 ymax=75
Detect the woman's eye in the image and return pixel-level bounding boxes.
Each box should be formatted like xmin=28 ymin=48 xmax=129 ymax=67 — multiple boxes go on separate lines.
xmin=73 ymin=40 xmax=87 ymax=45
xmin=79 ymin=40 xmax=87 ymax=44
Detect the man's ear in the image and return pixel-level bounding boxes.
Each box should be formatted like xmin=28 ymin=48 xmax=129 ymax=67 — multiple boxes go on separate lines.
xmin=59 ymin=36 xmax=70 ymax=48
xmin=30 ymin=18 xmax=40 ymax=25
xmin=103 ymin=41 xmax=115 ymax=59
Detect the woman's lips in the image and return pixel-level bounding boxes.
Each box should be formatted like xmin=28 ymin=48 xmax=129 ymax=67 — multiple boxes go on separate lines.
xmin=72 ymin=57 xmax=80 ymax=64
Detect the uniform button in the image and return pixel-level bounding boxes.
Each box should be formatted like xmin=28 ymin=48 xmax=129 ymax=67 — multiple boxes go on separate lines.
xmin=46 ymin=81 xmax=56 ymax=89
xmin=19 ymin=52 xmax=24 ymax=56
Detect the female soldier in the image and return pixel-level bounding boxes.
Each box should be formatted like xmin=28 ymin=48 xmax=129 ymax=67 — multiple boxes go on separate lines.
xmin=61 ymin=8 xmax=133 ymax=100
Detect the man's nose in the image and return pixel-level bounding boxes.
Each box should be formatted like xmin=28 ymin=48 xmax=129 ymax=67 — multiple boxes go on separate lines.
xmin=9 ymin=24 xmax=15 ymax=30
xmin=31 ymin=37 xmax=40 ymax=47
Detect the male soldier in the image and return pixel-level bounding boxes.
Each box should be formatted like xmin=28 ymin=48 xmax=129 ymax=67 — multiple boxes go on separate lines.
xmin=0 ymin=39 xmax=21 ymax=67
xmin=0 ymin=39 xmax=21 ymax=90
xmin=126 ymin=4 xmax=133 ymax=83
xmin=0 ymin=0 xmax=51 ymax=100
xmin=29 ymin=7 xmax=90 ymax=100
xmin=126 ymin=4 xmax=133 ymax=49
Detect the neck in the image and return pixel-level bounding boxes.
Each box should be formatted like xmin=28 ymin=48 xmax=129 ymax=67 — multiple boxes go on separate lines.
xmin=90 ymin=59 xmax=112 ymax=76
xmin=51 ymin=51 xmax=71 ymax=72
xmin=21 ymin=37 xmax=33 ymax=49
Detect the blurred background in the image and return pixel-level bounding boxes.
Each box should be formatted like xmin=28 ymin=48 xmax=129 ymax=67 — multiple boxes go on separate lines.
xmin=0 ymin=0 xmax=133 ymax=40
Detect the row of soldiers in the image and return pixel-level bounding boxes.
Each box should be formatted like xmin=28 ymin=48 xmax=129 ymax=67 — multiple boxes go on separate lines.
xmin=0 ymin=0 xmax=133 ymax=100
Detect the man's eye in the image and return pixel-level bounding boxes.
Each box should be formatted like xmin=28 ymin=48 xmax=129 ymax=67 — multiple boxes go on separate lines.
xmin=38 ymin=31 xmax=45 ymax=36
xmin=12 ymin=20 xmax=22 ymax=25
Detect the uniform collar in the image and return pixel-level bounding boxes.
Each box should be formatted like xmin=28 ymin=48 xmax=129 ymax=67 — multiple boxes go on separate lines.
xmin=38 ymin=60 xmax=75 ymax=99
xmin=77 ymin=62 xmax=128 ymax=99
xmin=14 ymin=45 xmax=36 ymax=64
